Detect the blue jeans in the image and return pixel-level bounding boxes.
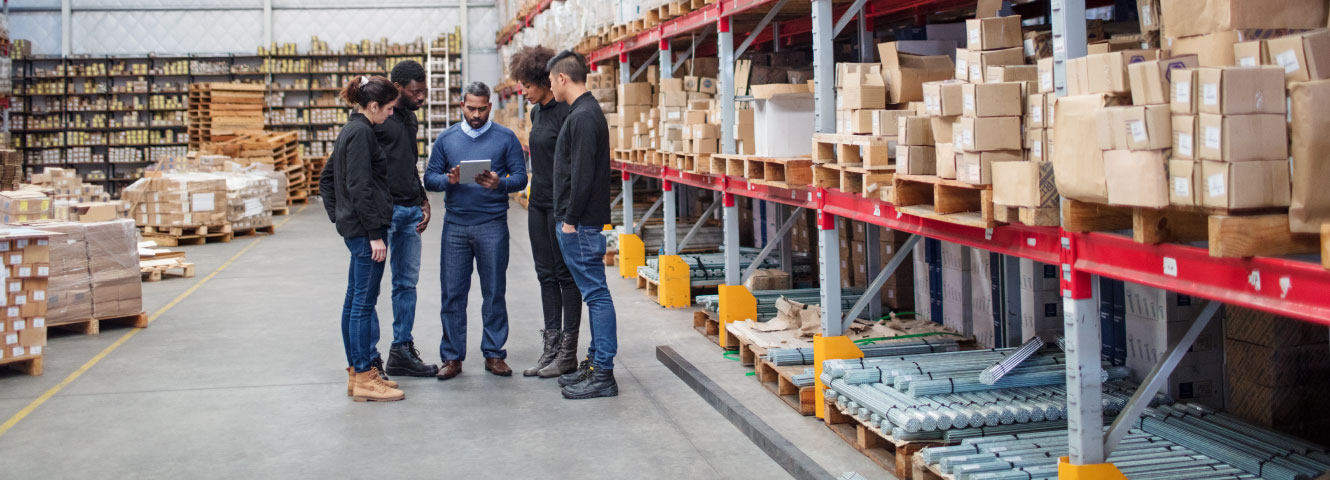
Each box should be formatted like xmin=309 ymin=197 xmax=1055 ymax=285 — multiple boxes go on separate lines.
xmin=558 ymin=224 xmax=617 ymax=369
xmin=439 ymin=218 xmax=510 ymax=362
xmin=342 ymin=236 xmax=386 ymax=373
xmin=376 ymin=205 xmax=423 ymax=348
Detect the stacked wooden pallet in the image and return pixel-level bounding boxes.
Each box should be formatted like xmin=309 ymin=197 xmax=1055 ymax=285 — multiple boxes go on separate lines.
xmin=187 ymin=82 xmax=265 ymax=150
xmin=305 ymin=155 xmax=327 ymax=198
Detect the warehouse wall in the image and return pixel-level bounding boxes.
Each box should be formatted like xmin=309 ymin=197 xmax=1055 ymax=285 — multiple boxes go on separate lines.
xmin=8 ymin=0 xmax=502 ymax=87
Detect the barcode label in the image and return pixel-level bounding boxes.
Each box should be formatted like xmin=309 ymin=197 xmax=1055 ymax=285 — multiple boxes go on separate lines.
xmin=1173 ymin=177 xmax=1190 ymax=197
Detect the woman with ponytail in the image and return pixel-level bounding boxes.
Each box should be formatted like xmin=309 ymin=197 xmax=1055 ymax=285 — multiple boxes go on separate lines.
xmin=318 ymin=75 xmax=403 ymax=402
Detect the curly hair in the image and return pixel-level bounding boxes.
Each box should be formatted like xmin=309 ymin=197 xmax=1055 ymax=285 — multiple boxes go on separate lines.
xmin=509 ymin=46 xmax=557 ymax=88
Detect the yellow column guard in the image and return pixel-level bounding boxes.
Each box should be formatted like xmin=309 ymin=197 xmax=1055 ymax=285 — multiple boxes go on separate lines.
xmin=657 ymin=255 xmax=691 ymax=308
xmin=1058 ymin=457 xmax=1126 ymax=480
xmin=618 ymin=233 xmax=645 ymax=279
xmin=814 ymin=335 xmax=863 ymax=419
xmin=717 ymin=285 xmax=756 ymax=346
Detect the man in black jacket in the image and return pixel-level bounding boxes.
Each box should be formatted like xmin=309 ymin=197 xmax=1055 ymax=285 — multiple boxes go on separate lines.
xmin=546 ymin=51 xmax=617 ymax=400
xmin=372 ymin=60 xmax=438 ymax=378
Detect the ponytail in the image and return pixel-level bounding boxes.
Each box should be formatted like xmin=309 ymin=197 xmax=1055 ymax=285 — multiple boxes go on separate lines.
xmin=341 ymin=75 xmax=399 ymax=108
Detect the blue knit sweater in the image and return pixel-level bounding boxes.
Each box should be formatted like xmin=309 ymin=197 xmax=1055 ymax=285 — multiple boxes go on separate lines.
xmin=423 ymin=122 xmax=527 ymax=226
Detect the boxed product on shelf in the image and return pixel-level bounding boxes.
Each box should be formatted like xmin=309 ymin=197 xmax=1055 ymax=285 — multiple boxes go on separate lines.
xmin=84 ymin=219 xmax=142 ymax=318
xmin=1289 ymin=79 xmax=1330 ymax=233
xmin=1160 ymin=0 xmax=1327 ymax=39
xmin=1127 ymin=55 xmax=1200 ymax=105
xmin=878 ymin=41 xmax=955 ymax=103
xmin=0 ymin=226 xmax=55 ymax=361
xmin=1052 ymin=93 xmax=1129 ymax=203
xmin=966 ymin=15 xmax=1023 ymax=51
xmin=0 ymin=190 xmax=53 ymax=224
xmin=31 ymin=221 xmax=93 ymax=326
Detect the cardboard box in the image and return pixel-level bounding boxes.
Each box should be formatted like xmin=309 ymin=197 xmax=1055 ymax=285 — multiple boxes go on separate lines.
xmin=1108 ymin=104 xmax=1172 ymax=151
xmin=1128 ymin=55 xmax=1200 ymax=105
xmin=871 ymin=110 xmax=911 ymax=137
xmin=1021 ymin=287 xmax=1063 ymax=342
xmin=618 ymin=83 xmax=653 ymax=105
xmin=962 ymin=82 xmax=1023 ymax=117
xmin=1196 ymin=67 xmax=1286 ymax=114
xmin=1225 ymin=338 xmax=1330 ymax=387
xmin=1265 ymin=30 xmax=1330 ymax=83
xmin=930 ymin=116 xmax=957 ymax=145
xmin=955 ymin=48 xmax=972 ymax=82
xmin=837 ymin=83 xmax=887 ymax=111
xmin=1026 ymin=128 xmax=1047 ymax=162
xmin=993 ymin=160 xmax=1056 ymax=208
xmin=1171 ymin=68 xmax=1198 ymax=113
xmin=935 ymin=143 xmax=958 ymax=179
xmin=897 ymin=145 xmax=937 ymax=175
xmin=1169 ymin=159 xmax=1203 ymax=206
xmin=957 ymin=150 xmax=1020 ymax=185
xmin=837 ymin=109 xmax=876 ymax=134
xmin=1037 ymin=57 xmax=1055 ymax=93
xmin=1066 ymin=56 xmax=1091 ymax=95
xmin=966 ymin=16 xmax=1023 ymax=51
xmin=1053 ymin=94 xmax=1127 ymax=203
xmin=1172 ymin=114 xmax=1198 ymax=160
xmin=1197 ymin=113 xmax=1288 ymax=161
xmin=1087 ymin=50 xmax=1160 ymax=94
xmin=752 ymin=93 xmax=815 ymax=157
xmin=898 ymin=116 xmax=933 ymax=146
xmin=1027 ymin=93 xmax=1047 ymax=128
xmin=1138 ymin=0 xmax=1161 ymax=32
xmin=878 ymin=41 xmax=957 ymax=103
xmin=1234 ymin=40 xmax=1267 ymax=67
xmin=922 ymin=80 xmax=965 ymax=117
xmin=659 ymin=90 xmax=688 ymax=107
xmin=1225 ymin=306 xmax=1330 ymax=348
xmin=985 ymin=65 xmax=1038 ymax=85
xmin=958 ymin=116 xmax=1022 ymax=152
xmin=969 ymin=48 xmax=1025 ymax=85
xmin=1160 ymin=0 xmax=1327 ymax=38
xmin=1201 ymin=159 xmax=1291 ymax=209
xmin=1104 ymin=149 xmax=1170 ymax=208
xmin=1289 ymin=79 xmax=1330 ymax=233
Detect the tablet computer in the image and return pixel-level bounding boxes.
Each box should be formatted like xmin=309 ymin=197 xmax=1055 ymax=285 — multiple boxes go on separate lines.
xmin=458 ymin=159 xmax=492 ymax=184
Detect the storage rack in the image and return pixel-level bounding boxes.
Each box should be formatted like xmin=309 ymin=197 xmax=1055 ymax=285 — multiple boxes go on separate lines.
xmin=502 ymin=0 xmax=1330 ymax=475
xmin=426 ymin=43 xmax=463 ymax=158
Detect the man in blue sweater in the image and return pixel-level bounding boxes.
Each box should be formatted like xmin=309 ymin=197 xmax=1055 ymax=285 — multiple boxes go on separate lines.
xmin=423 ymin=82 xmax=528 ymax=380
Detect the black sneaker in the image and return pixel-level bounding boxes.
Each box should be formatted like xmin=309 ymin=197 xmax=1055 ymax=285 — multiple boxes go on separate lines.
xmin=558 ymin=358 xmax=593 ymax=387
xmin=386 ymin=341 xmax=440 ymax=377
xmin=562 ymin=367 xmax=618 ymax=400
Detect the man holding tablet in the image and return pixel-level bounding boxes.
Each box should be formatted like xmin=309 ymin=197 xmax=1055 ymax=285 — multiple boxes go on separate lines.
xmin=424 ymin=81 xmax=528 ymax=380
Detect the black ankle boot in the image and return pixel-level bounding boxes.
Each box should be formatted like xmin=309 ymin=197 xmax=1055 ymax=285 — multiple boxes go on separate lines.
xmin=385 ymin=341 xmax=439 ymax=377
xmin=523 ymin=330 xmax=561 ymax=377
xmin=561 ymin=367 xmax=618 ymax=400
xmin=538 ymin=329 xmax=579 ymax=378
xmin=558 ymin=358 xmax=593 ymax=387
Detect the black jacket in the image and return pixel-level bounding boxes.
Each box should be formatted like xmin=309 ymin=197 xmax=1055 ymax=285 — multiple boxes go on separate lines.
xmin=553 ymin=91 xmax=612 ymax=227
xmin=528 ymin=98 xmax=570 ymax=209
xmin=320 ymin=113 xmax=392 ymax=240
xmin=372 ymin=107 xmax=428 ymax=207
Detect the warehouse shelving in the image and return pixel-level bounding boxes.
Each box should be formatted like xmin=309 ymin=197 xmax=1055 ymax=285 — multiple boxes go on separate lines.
xmin=510 ymin=0 xmax=1330 ymax=476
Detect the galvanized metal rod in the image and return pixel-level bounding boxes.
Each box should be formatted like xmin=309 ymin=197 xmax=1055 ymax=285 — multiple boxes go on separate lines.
xmin=634 ymin=195 xmax=664 ymax=235
xmin=677 ymin=193 xmax=722 ymax=252
xmin=1104 ymin=301 xmax=1221 ymax=455
xmin=832 ymin=0 xmax=870 ymax=38
xmin=742 ymin=207 xmax=804 ymax=282
xmin=842 ymin=234 xmax=920 ymax=330
xmin=734 ymin=0 xmax=791 ymax=59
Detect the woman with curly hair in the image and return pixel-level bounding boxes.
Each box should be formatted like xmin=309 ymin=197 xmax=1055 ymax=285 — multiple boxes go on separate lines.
xmin=509 ymin=46 xmax=582 ymax=379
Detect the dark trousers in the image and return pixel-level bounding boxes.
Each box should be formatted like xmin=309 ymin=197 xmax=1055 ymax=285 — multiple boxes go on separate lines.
xmin=528 ymin=203 xmax=582 ymax=332
xmin=557 ymin=225 xmax=617 ymax=369
xmin=439 ymin=218 xmax=510 ymax=362
xmin=341 ymin=236 xmax=385 ymax=373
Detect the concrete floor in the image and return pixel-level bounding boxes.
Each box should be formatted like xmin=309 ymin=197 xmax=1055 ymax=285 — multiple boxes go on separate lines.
xmin=0 ymin=194 xmax=888 ymax=479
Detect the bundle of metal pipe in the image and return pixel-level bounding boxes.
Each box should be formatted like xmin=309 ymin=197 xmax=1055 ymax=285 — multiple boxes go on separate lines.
xmin=638 ymin=222 xmax=723 ymax=253
xmin=822 ymin=348 xmax=1027 ymax=380
xmin=789 ymin=369 xmax=815 ymax=388
xmin=978 ymin=337 xmax=1044 ymax=385
xmin=636 ymin=248 xmax=779 ymax=284
xmin=695 ymin=287 xmax=866 ymax=318
xmin=767 ymin=337 xmax=960 ymax=366
xmin=1137 ymin=404 xmax=1330 ymax=480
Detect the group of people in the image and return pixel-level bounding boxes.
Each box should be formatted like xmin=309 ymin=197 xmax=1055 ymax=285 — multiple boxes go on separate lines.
xmin=319 ymin=49 xmax=618 ymax=403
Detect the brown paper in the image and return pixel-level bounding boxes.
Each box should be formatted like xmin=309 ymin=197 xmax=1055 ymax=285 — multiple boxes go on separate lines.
xmin=1289 ymin=79 xmax=1330 ymax=233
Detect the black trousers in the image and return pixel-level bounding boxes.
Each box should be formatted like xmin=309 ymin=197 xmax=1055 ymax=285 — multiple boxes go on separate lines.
xmin=528 ymin=203 xmax=583 ymax=331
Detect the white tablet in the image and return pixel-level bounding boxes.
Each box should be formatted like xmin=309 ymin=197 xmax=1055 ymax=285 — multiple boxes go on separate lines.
xmin=458 ymin=159 xmax=492 ymax=184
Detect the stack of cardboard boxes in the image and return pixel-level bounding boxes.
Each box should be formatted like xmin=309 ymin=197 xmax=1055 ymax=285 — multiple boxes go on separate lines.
xmin=835 ymin=219 xmax=914 ymax=313
xmin=657 ymin=76 xmax=719 ymax=155
xmin=86 ymin=219 xmax=142 ymax=319
xmin=38 ymin=222 xmax=92 ymax=327
xmin=1223 ymin=307 xmax=1330 ymax=444
xmin=835 ymin=63 xmax=887 ymax=135
xmin=217 ymin=172 xmax=278 ymax=231
xmin=1019 ymin=259 xmax=1061 ymax=342
xmin=1122 ymin=284 xmax=1224 ymax=409
xmin=0 ymin=149 xmax=21 ymax=190
xmin=121 ymin=174 xmax=229 ymax=229
xmin=0 ymin=190 xmax=52 ymax=224
xmin=616 ymin=81 xmax=654 ymax=150
xmin=586 ymin=65 xmax=618 ymax=114
xmin=0 ymin=226 xmax=54 ymax=362
xmin=1162 ymin=0 xmax=1326 ymax=68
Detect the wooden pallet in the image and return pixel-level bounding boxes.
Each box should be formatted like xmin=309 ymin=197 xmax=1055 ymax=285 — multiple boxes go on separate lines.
xmin=0 ymin=354 xmax=43 ymax=376
xmin=271 ymin=206 xmax=290 ymax=216
xmin=141 ymin=260 xmax=195 ymax=282
xmin=692 ymin=310 xmax=730 ymax=349
xmin=993 ymin=203 xmax=1060 ymax=227
xmin=815 ymin=163 xmax=895 ymax=198
xmin=49 ymin=312 xmax=149 ymax=336
xmin=812 ymin=133 xmax=894 ymax=169
xmin=911 ymin=451 xmax=953 ymax=480
xmin=825 ymin=398 xmax=949 ymax=479
xmin=708 ymin=154 xmax=815 ymax=189
xmin=142 ymin=224 xmax=233 ymax=247
xmin=232 ymin=224 xmax=276 ymax=238
xmin=756 ymin=358 xmax=816 ymax=416
xmin=1060 ymin=198 xmax=1319 ymax=258
xmin=891 ymin=174 xmax=996 ymax=228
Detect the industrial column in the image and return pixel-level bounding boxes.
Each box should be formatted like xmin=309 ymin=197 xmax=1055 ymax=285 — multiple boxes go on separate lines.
xmin=619 ymin=47 xmax=634 ymax=236
xmin=719 ymin=15 xmax=740 ymax=282
xmin=660 ymin=38 xmax=678 ymax=256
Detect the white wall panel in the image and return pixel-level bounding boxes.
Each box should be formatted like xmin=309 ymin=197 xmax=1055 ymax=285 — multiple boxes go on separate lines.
xmin=273 ymin=0 xmax=463 ymax=6
xmin=10 ymin=0 xmax=61 ymax=8
xmin=272 ymin=8 xmax=460 ymax=52
xmin=71 ymin=9 xmax=263 ymax=54
xmin=70 ymin=0 xmax=259 ymax=8
xmin=10 ymin=12 xmax=62 ymax=55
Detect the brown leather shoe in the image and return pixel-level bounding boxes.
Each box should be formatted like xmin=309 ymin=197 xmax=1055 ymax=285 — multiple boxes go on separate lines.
xmin=436 ymin=360 xmax=462 ymax=380
xmin=485 ymin=358 xmax=513 ymax=377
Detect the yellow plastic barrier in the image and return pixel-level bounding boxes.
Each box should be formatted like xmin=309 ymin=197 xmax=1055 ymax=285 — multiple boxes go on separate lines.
xmin=657 ymin=255 xmax=691 ymax=308
xmin=717 ymin=285 xmax=757 ymax=346
xmin=1058 ymin=457 xmax=1126 ymax=480
xmin=814 ymin=335 xmax=864 ymax=419
xmin=618 ymin=233 xmax=644 ymax=279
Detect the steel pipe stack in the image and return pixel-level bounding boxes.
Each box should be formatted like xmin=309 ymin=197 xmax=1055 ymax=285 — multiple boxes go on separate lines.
xmin=978 ymin=337 xmax=1044 ymax=385
xmin=767 ymin=337 xmax=961 ymax=366
xmin=695 ymin=287 xmax=866 ymax=319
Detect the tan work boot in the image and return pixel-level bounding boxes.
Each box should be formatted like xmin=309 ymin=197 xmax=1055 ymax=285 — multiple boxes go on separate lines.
xmin=353 ymin=369 xmax=405 ymax=402
xmin=347 ymin=366 xmax=398 ymax=396
xmin=370 ymin=367 xmax=398 ymax=388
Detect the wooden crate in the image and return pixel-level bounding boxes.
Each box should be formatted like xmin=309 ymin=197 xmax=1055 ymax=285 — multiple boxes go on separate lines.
xmin=812 ymin=133 xmax=893 ymax=168
xmin=745 ymin=156 xmax=815 ymax=189
xmin=891 ymin=174 xmax=996 ymax=228
xmin=1060 ymin=198 xmax=1319 ymax=258
xmin=825 ymin=398 xmax=949 ymax=479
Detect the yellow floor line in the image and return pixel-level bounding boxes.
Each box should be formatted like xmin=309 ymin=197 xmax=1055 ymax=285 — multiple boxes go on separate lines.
xmin=0 ymin=204 xmax=308 ymax=438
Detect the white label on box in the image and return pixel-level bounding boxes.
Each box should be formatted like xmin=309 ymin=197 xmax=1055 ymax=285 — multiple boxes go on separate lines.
xmin=963 ymin=128 xmax=974 ymax=148
xmin=1201 ymin=83 xmax=1218 ymax=106
xmin=1276 ymin=50 xmax=1300 ymax=73
xmin=970 ymin=65 xmax=982 ymax=82
xmin=32 ymin=318 xmax=43 ymax=328
xmin=8 ymin=254 xmax=19 ymax=265
xmin=30 ymin=346 xmax=40 ymax=355
xmin=1173 ymin=177 xmax=1190 ymax=197
xmin=18 ymin=267 xmax=31 ymax=278
xmin=954 ymin=130 xmax=963 ymax=146
xmin=3 ymin=334 xmax=15 ymax=345
xmin=7 ymin=282 xmax=17 ymax=293
xmin=1238 ymin=56 xmax=1258 ymax=67
xmin=956 ymin=58 xmax=968 ymax=79
xmin=1040 ymin=72 xmax=1053 ymax=92
xmin=1024 ymin=38 xmax=1036 ymax=57
xmin=969 ymin=29 xmax=980 ymax=47
xmin=1178 ymin=133 xmax=1193 ymax=157
xmin=964 ymin=92 xmax=975 ymax=112
xmin=6 ymin=307 xmax=16 ymax=318
xmin=244 ymin=198 xmax=264 ymax=217
xmin=872 ymin=115 xmax=880 ymax=132
xmin=1141 ymin=5 xmax=1152 ymax=25
xmin=36 ymin=266 xmax=47 ymax=277
xmin=1032 ymin=141 xmax=1042 ymax=157
xmin=14 ymin=320 xmax=23 ymax=330
xmin=1032 ymin=106 xmax=1042 ymax=123
xmin=1207 ymin=173 xmax=1226 ymax=196
xmin=15 ymin=240 xmax=27 ymax=248
xmin=32 ymin=290 xmax=44 ymax=301
xmin=10 ymin=346 xmax=22 ymax=357
xmin=14 ymin=294 xmax=24 ymax=305
xmin=1175 ymin=81 xmax=1191 ymax=103
xmin=1204 ymin=126 xmax=1220 ymax=150
xmin=967 ymin=163 xmax=981 ymax=180
xmin=1128 ymin=120 xmax=1147 ymax=143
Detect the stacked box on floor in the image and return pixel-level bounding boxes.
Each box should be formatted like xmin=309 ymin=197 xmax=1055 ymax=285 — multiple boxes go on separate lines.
xmin=217 ymin=173 xmax=277 ymax=230
xmin=0 ymin=190 xmax=52 ymax=224
xmin=0 ymin=226 xmax=54 ymax=361
xmin=35 ymin=222 xmax=92 ymax=326
xmin=0 ymin=149 xmax=21 ymax=190
xmin=122 ymin=174 xmax=228 ymax=228
xmin=86 ymin=219 xmax=142 ymax=318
